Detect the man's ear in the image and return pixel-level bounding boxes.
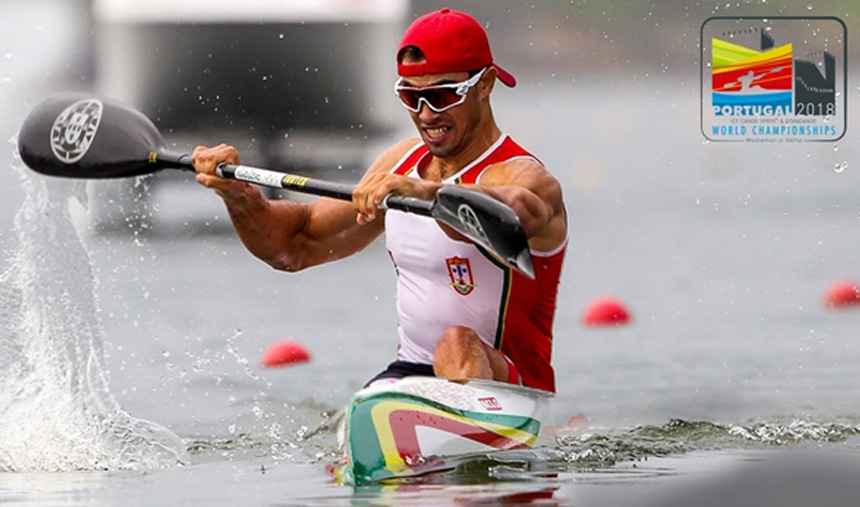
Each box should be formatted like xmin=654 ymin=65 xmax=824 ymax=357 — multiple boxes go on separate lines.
xmin=478 ymin=68 xmax=497 ymax=99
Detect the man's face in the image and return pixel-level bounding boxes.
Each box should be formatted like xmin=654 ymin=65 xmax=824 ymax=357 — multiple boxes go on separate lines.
xmin=398 ymin=71 xmax=484 ymax=159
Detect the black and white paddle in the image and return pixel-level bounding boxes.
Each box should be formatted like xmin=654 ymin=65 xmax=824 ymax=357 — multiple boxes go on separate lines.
xmin=17 ymin=93 xmax=535 ymax=278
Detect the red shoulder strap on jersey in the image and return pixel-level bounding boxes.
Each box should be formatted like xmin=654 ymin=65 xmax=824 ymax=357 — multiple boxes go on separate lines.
xmin=457 ymin=136 xmax=542 ymax=184
xmin=391 ymin=142 xmax=428 ymax=176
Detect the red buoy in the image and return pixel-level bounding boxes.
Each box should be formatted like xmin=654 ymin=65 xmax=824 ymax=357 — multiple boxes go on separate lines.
xmin=567 ymin=416 xmax=590 ymax=430
xmin=543 ymin=416 xmax=592 ymax=440
xmin=582 ymin=297 xmax=631 ymax=326
xmin=261 ymin=340 xmax=310 ymax=368
xmin=824 ymin=279 xmax=860 ymax=309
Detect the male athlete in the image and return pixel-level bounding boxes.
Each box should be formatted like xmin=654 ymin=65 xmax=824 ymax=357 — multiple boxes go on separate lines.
xmin=192 ymin=8 xmax=567 ymax=392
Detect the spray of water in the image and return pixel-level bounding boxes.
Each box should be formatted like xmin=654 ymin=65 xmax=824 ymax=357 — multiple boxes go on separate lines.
xmin=0 ymin=152 xmax=189 ymax=472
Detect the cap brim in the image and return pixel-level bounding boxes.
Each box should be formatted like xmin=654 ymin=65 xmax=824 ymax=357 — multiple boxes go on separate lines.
xmin=493 ymin=64 xmax=517 ymax=88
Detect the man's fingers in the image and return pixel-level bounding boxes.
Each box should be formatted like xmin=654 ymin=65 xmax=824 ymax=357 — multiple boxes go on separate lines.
xmin=352 ymin=172 xmax=417 ymax=222
xmin=196 ymin=173 xmax=218 ymax=187
xmin=353 ymin=175 xmax=380 ymax=218
xmin=191 ymin=144 xmax=240 ymax=176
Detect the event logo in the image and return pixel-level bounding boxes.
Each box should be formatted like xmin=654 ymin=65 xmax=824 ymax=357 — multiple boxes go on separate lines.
xmin=712 ymin=36 xmax=793 ymax=116
xmin=50 ymin=99 xmax=103 ymax=163
xmin=701 ymin=17 xmax=846 ymax=142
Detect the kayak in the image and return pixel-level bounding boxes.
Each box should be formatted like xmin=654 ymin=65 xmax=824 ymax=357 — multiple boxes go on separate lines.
xmin=335 ymin=376 xmax=553 ymax=485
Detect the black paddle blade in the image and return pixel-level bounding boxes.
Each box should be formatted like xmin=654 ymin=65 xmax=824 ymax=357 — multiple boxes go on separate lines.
xmin=17 ymin=93 xmax=171 ymax=179
xmin=433 ymin=186 xmax=535 ymax=279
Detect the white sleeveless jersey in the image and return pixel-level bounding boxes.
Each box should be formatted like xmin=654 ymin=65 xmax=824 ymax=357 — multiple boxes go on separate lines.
xmin=383 ymin=134 xmax=566 ymax=392
xmin=387 ymin=210 xmax=507 ymax=364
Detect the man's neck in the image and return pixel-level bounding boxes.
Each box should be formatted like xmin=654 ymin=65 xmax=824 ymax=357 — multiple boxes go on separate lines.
xmin=425 ymin=124 xmax=503 ymax=181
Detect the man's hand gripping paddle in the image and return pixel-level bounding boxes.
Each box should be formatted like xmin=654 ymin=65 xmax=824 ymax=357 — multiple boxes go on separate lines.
xmin=17 ymin=93 xmax=535 ymax=278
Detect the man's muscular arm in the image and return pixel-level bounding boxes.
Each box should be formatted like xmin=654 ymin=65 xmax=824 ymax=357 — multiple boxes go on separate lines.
xmin=192 ymin=140 xmax=417 ymax=271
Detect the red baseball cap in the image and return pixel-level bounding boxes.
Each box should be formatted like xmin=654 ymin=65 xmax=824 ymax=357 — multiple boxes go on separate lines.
xmin=397 ymin=7 xmax=516 ymax=88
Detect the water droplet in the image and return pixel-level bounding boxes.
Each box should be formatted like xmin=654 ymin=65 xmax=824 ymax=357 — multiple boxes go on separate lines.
xmin=807 ymin=3 xmax=813 ymax=10
xmin=834 ymin=161 xmax=848 ymax=173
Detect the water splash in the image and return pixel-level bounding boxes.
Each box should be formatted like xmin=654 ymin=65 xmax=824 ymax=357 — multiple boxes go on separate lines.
xmin=185 ymin=405 xmax=340 ymax=464
xmin=0 ymin=154 xmax=189 ymax=472
xmin=556 ymin=418 xmax=860 ymax=469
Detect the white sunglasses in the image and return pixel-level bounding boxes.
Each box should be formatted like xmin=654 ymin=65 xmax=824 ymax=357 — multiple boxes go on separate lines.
xmin=394 ymin=67 xmax=488 ymax=113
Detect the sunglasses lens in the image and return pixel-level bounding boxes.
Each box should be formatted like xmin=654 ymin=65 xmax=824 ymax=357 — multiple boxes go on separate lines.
xmin=395 ymin=89 xmax=420 ymax=110
xmin=397 ymin=88 xmax=463 ymax=112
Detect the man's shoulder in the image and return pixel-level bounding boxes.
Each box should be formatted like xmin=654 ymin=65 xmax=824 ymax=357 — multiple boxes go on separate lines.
xmin=480 ymin=156 xmax=555 ymax=186
xmin=387 ymin=138 xmax=424 ymax=158
xmin=480 ymin=153 xmax=564 ymax=211
xmin=366 ymin=138 xmax=424 ymax=175
xmin=476 ymin=134 xmax=546 ymax=178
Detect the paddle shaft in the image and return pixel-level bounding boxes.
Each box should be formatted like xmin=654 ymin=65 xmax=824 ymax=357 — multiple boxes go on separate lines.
xmin=154 ymin=151 xmax=434 ymax=215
